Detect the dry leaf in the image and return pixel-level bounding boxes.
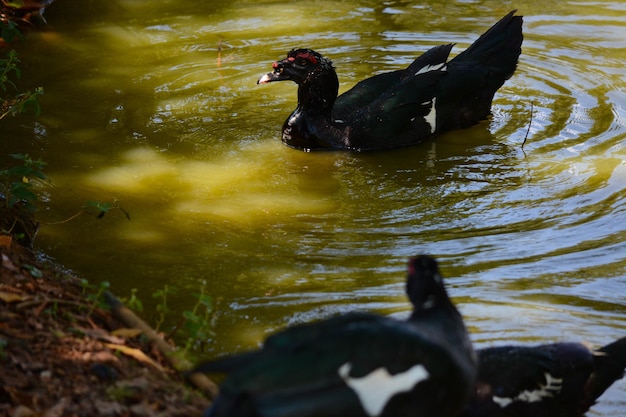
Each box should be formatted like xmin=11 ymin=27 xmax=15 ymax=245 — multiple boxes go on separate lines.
xmin=0 ymin=235 xmax=12 ymax=248
xmin=0 ymin=291 xmax=25 ymax=303
xmin=11 ymin=405 xmax=36 ymax=417
xmin=111 ymin=328 xmax=143 ymax=339
xmin=104 ymin=343 xmax=164 ymax=372
xmin=2 ymin=253 xmax=18 ymax=271
xmin=78 ymin=327 xmax=125 ymax=344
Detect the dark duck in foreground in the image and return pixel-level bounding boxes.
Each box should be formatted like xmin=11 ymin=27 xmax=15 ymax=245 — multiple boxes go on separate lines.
xmin=463 ymin=337 xmax=626 ymax=417
xmin=192 ymin=255 xmax=476 ymax=417
xmin=258 ymin=11 xmax=523 ymax=151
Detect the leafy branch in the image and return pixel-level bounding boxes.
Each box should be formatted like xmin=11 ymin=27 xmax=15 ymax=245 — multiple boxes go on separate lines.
xmin=48 ymin=200 xmax=131 ymax=224
xmin=0 ymin=153 xmax=47 ymax=212
xmin=0 ymin=24 xmax=44 ymax=120
xmin=0 ymin=49 xmax=20 ymax=90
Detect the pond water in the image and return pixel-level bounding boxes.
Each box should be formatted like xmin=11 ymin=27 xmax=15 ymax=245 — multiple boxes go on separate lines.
xmin=2 ymin=0 xmax=626 ymax=413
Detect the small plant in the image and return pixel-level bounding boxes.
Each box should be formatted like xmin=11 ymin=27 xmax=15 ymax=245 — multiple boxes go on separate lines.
xmin=0 ymin=48 xmax=43 ymax=120
xmin=151 ymin=282 xmax=216 ymax=355
xmin=0 ymin=20 xmax=21 ymax=43
xmin=152 ymin=285 xmax=174 ymax=333
xmin=0 ymin=49 xmax=21 ymax=90
xmin=0 ymin=153 xmax=47 ymax=212
xmin=179 ymin=281 xmax=215 ymax=353
xmin=80 ymin=279 xmax=111 ymax=316
xmin=123 ymin=288 xmax=143 ymax=313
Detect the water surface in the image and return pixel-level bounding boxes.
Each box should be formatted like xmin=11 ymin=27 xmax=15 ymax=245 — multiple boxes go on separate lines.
xmin=2 ymin=0 xmax=626 ymax=413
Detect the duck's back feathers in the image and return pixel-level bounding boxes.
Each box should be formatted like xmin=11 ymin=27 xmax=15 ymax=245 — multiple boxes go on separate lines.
xmin=333 ymin=43 xmax=454 ymax=121
xmin=330 ymin=44 xmax=453 ymax=151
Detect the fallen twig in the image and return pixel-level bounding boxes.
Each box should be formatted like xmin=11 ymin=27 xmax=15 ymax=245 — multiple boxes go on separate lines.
xmin=16 ymin=297 xmax=85 ymax=311
xmin=104 ymin=291 xmax=219 ymax=400
xmin=522 ymin=101 xmax=534 ymax=150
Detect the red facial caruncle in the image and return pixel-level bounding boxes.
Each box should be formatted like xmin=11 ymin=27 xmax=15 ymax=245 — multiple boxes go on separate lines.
xmin=294 ymin=51 xmax=318 ymax=65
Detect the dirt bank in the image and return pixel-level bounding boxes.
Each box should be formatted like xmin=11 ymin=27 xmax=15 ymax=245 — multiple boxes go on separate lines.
xmin=0 ymin=204 xmax=211 ymax=417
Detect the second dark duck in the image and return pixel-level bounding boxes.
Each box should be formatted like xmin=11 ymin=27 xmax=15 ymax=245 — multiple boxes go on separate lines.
xmin=258 ymin=11 xmax=523 ymax=151
xmin=192 ymin=255 xmax=476 ymax=417
xmin=463 ymin=337 xmax=626 ymax=417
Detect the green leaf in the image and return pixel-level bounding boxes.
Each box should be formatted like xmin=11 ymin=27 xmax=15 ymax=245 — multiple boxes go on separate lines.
xmin=8 ymin=153 xmax=26 ymax=161
xmin=24 ymin=264 xmax=43 ymax=278
xmin=197 ymin=294 xmax=213 ymax=309
xmin=0 ymin=21 xmax=22 ymax=43
xmin=5 ymin=165 xmax=33 ymax=177
xmin=31 ymin=170 xmax=47 ymax=180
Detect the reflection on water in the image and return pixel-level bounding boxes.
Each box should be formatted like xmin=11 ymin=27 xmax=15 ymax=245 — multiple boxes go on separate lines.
xmin=2 ymin=0 xmax=626 ymax=413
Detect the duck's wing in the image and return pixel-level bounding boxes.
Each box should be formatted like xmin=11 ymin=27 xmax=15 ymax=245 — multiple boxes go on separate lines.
xmin=339 ymin=68 xmax=447 ymax=151
xmin=332 ymin=43 xmax=453 ymax=122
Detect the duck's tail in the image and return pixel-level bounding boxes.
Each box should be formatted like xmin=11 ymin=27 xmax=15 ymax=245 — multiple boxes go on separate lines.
xmin=580 ymin=336 xmax=626 ymax=413
xmin=451 ymin=10 xmax=523 ymax=80
xmin=437 ymin=11 xmax=523 ymax=131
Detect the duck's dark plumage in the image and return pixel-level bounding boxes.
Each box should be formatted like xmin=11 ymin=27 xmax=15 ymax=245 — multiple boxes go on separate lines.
xmin=192 ymin=255 xmax=476 ymax=417
xmin=462 ymin=337 xmax=626 ymax=417
xmin=258 ymin=11 xmax=523 ymax=151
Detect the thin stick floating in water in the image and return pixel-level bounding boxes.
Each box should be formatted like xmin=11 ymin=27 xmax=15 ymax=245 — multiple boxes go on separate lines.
xmin=217 ymin=39 xmax=222 ymax=67
xmin=522 ymin=101 xmax=534 ymax=150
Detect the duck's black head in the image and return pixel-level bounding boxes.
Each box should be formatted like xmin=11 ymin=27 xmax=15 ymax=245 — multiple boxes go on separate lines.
xmin=258 ymin=49 xmax=333 ymax=85
xmin=406 ymin=255 xmax=452 ymax=314
xmin=258 ymin=49 xmax=339 ymax=112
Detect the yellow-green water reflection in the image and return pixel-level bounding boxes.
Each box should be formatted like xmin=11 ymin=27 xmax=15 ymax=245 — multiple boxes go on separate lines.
xmin=2 ymin=0 xmax=626 ymax=413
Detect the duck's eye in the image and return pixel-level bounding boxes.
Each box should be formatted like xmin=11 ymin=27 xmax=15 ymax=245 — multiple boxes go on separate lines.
xmin=299 ymin=59 xmax=308 ymax=66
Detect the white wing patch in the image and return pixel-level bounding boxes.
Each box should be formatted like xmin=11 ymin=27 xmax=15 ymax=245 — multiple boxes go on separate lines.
xmin=338 ymin=362 xmax=430 ymax=417
xmin=414 ymin=62 xmax=447 ymax=76
xmin=423 ymin=98 xmax=437 ymax=134
xmin=492 ymin=372 xmax=563 ymax=408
